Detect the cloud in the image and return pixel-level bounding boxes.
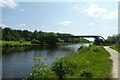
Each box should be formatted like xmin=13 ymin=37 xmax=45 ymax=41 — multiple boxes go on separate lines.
xmin=73 ymin=6 xmax=77 ymax=10
xmin=16 ymin=24 xmax=26 ymax=27
xmin=0 ymin=24 xmax=9 ymax=28
xmin=20 ymin=9 xmax=25 ymax=12
xmin=90 ymin=29 xmax=95 ymax=32
xmin=82 ymin=4 xmax=118 ymax=20
xmin=40 ymin=26 xmax=44 ymax=28
xmin=59 ymin=21 xmax=72 ymax=27
xmin=73 ymin=6 xmax=84 ymax=12
xmin=102 ymin=11 xmax=118 ymax=20
xmin=0 ymin=0 xmax=18 ymax=9
xmin=82 ymin=4 xmax=107 ymax=18
xmin=86 ymin=22 xmax=95 ymax=26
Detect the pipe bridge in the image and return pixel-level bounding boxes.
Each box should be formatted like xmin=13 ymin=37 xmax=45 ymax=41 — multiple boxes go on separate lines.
xmin=57 ymin=35 xmax=106 ymax=42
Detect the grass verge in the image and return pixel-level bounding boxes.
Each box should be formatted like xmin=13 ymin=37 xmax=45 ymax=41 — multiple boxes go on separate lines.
xmin=110 ymin=45 xmax=120 ymax=53
xmin=29 ymin=45 xmax=112 ymax=79
xmin=55 ymin=45 xmax=112 ymax=78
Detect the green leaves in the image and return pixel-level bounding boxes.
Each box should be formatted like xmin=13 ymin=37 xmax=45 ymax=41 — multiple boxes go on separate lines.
xmin=52 ymin=59 xmax=77 ymax=79
xmin=28 ymin=45 xmax=112 ymax=79
xmin=28 ymin=58 xmax=55 ymax=78
xmin=80 ymin=70 xmax=94 ymax=78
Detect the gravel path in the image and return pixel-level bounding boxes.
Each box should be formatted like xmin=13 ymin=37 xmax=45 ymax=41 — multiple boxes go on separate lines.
xmin=104 ymin=46 xmax=119 ymax=78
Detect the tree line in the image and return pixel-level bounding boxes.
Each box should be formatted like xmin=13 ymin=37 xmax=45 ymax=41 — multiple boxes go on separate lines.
xmin=0 ymin=27 xmax=90 ymax=45
xmin=106 ymin=34 xmax=120 ymax=45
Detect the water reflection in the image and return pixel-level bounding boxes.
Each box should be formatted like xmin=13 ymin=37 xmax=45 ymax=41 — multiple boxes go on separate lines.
xmin=2 ymin=44 xmax=80 ymax=78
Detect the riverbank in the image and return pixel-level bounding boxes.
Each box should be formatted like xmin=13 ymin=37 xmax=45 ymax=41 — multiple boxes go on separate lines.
xmin=0 ymin=41 xmax=46 ymax=47
xmin=0 ymin=40 xmax=90 ymax=47
xmin=110 ymin=45 xmax=120 ymax=53
xmin=1 ymin=41 xmax=59 ymax=47
xmin=29 ymin=44 xmax=112 ymax=78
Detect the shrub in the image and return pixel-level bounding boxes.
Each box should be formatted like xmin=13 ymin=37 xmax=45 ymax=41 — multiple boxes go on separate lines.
xmin=80 ymin=70 xmax=94 ymax=78
xmin=31 ymin=39 xmax=41 ymax=44
xmin=52 ymin=59 xmax=77 ymax=79
xmin=19 ymin=40 xmax=23 ymax=43
xmin=28 ymin=58 xmax=55 ymax=79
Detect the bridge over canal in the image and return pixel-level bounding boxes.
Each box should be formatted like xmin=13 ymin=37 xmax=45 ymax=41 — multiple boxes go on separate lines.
xmin=57 ymin=35 xmax=107 ymax=45
xmin=57 ymin=35 xmax=106 ymax=41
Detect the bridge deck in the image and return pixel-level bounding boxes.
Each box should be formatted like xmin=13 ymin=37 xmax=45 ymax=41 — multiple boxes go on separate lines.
xmin=57 ymin=35 xmax=106 ymax=42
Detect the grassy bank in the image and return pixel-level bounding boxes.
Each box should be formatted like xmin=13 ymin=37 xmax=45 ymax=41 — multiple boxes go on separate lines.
xmin=1 ymin=40 xmax=90 ymax=48
xmin=55 ymin=45 xmax=112 ymax=78
xmin=0 ymin=41 xmax=73 ymax=47
xmin=0 ymin=41 xmax=43 ymax=47
xmin=110 ymin=45 xmax=120 ymax=53
xmin=29 ymin=45 xmax=112 ymax=79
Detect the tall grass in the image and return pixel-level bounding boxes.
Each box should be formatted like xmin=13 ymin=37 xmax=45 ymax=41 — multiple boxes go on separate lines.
xmin=29 ymin=45 xmax=112 ymax=79
xmin=58 ymin=45 xmax=112 ymax=78
xmin=110 ymin=45 xmax=120 ymax=53
xmin=62 ymin=45 xmax=112 ymax=78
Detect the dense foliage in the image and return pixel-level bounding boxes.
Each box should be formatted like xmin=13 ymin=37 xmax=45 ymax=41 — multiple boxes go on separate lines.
xmin=110 ymin=45 xmax=120 ymax=53
xmin=52 ymin=59 xmax=77 ymax=79
xmin=93 ymin=34 xmax=120 ymax=45
xmin=106 ymin=34 xmax=120 ymax=45
xmin=28 ymin=58 xmax=56 ymax=79
xmin=1 ymin=27 xmax=90 ymax=45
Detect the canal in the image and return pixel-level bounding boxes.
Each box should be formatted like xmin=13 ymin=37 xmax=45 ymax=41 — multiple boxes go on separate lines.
xmin=2 ymin=44 xmax=81 ymax=78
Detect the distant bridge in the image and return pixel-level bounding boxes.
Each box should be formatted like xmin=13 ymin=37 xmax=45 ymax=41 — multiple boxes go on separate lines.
xmin=72 ymin=35 xmax=106 ymax=41
xmin=57 ymin=35 xmax=106 ymax=42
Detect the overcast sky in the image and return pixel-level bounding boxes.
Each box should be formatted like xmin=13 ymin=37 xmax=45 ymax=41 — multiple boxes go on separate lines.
xmin=0 ymin=0 xmax=118 ymax=39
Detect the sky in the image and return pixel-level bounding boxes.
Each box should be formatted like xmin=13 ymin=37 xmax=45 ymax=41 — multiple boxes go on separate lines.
xmin=0 ymin=0 xmax=119 ymax=39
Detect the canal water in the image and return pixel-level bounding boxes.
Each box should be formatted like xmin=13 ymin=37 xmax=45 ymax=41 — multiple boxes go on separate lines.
xmin=2 ymin=44 xmax=81 ymax=78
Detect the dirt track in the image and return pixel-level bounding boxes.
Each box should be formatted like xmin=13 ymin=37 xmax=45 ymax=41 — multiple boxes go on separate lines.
xmin=104 ymin=46 xmax=119 ymax=79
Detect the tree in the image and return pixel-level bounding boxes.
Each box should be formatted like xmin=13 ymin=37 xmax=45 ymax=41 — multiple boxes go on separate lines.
xmin=38 ymin=32 xmax=46 ymax=44
xmin=106 ymin=34 xmax=120 ymax=45
xmin=45 ymin=32 xmax=59 ymax=45
xmin=1 ymin=27 xmax=91 ymax=45
xmin=31 ymin=39 xmax=41 ymax=44
xmin=31 ymin=30 xmax=39 ymax=40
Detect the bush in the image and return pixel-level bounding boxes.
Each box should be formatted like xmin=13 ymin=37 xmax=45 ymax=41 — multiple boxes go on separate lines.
xmin=52 ymin=59 xmax=77 ymax=79
xmin=80 ymin=70 xmax=94 ymax=78
xmin=28 ymin=58 xmax=55 ymax=79
xmin=19 ymin=40 xmax=23 ymax=43
xmin=31 ymin=39 xmax=41 ymax=44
